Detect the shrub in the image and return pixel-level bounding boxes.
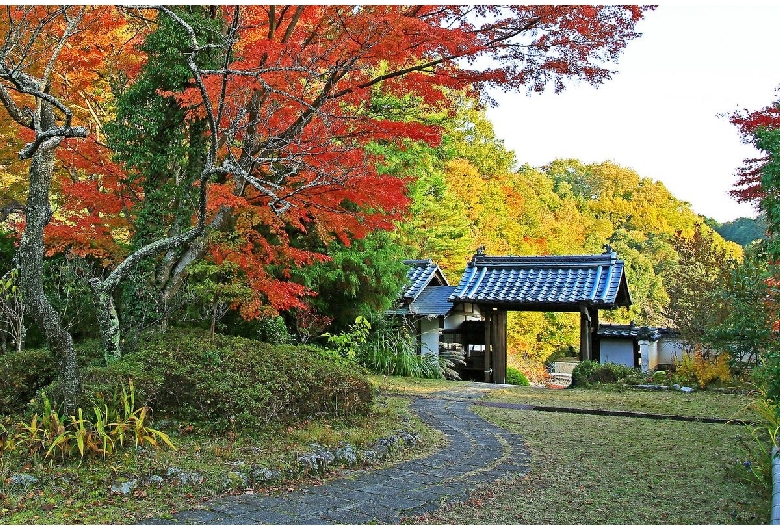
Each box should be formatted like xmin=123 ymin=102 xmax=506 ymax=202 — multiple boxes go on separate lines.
xmin=674 ymin=351 xmax=732 ymax=388
xmin=571 ymin=360 xmax=643 ymax=388
xmin=256 ymin=315 xmax=293 ymax=345
xmin=357 ymin=322 xmax=441 ymax=379
xmin=506 ymin=366 xmax=530 ymax=386
xmin=0 ymin=348 xmax=58 ymax=414
xmin=77 ymin=328 xmax=374 ymax=433
xmin=651 ymin=370 xmax=667 ymax=384
xmin=324 ymin=316 xmax=371 ymax=361
xmin=571 ymin=360 xmax=598 ymax=387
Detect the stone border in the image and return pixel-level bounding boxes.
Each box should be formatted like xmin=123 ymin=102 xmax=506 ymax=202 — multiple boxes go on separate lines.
xmin=478 ymin=400 xmax=755 ymax=425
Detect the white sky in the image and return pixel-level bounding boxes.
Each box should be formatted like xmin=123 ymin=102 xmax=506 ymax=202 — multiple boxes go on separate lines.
xmin=486 ymin=4 xmax=780 ymax=223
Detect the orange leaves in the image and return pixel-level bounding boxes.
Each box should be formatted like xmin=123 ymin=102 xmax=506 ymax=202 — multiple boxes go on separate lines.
xmin=206 ymin=183 xmax=249 ymax=214
xmin=0 ymin=6 xmax=132 ymax=116
xmin=3 ymin=5 xmax=653 ymax=323
xmin=205 ymin=232 xmax=324 ymax=319
xmin=44 ymin=172 xmax=131 ymax=265
xmin=364 ymin=120 xmax=442 ymax=147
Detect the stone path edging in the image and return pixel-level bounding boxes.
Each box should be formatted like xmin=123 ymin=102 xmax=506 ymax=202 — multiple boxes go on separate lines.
xmin=479 ymin=400 xmax=755 ymax=425
xmin=140 ymin=384 xmax=529 ymax=525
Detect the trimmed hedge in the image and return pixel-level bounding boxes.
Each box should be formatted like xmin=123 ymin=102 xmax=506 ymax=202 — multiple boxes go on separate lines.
xmin=571 ymin=360 xmax=643 ymax=387
xmin=506 ymin=366 xmax=530 ymax=386
xmin=0 ymin=348 xmax=59 ymax=414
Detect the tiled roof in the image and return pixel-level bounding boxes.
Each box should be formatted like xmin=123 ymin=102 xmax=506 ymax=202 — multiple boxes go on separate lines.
xmin=449 ymin=252 xmax=631 ymax=309
xmin=598 ymin=324 xmax=672 ymax=341
xmin=598 ymin=324 xmax=641 ymax=339
xmin=410 ymin=286 xmax=456 ymax=317
xmin=402 ymin=259 xmax=448 ymax=300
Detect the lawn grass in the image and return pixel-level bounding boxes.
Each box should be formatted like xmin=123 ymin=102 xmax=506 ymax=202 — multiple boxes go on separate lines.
xmin=1 ymin=380 xmax=770 ymax=524
xmin=410 ymin=386 xmax=770 ymax=525
xmin=367 ymin=374 xmax=462 ymax=395
xmin=483 ymin=384 xmax=759 ymax=422
xmin=0 ymin=395 xmax=443 ymax=524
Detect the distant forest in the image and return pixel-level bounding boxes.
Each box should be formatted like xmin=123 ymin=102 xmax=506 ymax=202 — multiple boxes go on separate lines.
xmin=707 ymin=216 xmax=767 ymax=246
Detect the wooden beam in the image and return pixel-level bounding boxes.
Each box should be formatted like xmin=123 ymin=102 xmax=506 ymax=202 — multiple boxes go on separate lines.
xmin=484 ymin=310 xmax=493 ymax=382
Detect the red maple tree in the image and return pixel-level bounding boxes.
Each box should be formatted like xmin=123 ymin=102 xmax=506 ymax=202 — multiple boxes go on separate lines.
xmin=124 ymin=5 xmax=654 ymax=318
xmin=730 ymin=100 xmax=780 ymax=206
xmin=0 ymin=5 xmax=654 ymax=368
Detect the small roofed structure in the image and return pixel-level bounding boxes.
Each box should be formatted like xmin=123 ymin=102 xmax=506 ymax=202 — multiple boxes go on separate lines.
xmin=401 ymin=259 xmax=449 ymax=302
xmin=449 ymin=247 xmax=632 ymax=383
xmin=392 ymin=249 xmax=633 ymax=384
xmin=597 ymin=324 xmax=683 ymax=370
xmin=388 ymin=260 xmax=453 ymax=356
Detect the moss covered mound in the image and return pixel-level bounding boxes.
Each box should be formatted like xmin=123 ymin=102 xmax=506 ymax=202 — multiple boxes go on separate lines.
xmin=2 ymin=329 xmax=373 ymax=433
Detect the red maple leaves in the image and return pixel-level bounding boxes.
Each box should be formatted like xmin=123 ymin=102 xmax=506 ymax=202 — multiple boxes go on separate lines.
xmin=730 ymin=102 xmax=780 ymax=205
xmin=2 ymin=5 xmax=653 ymax=319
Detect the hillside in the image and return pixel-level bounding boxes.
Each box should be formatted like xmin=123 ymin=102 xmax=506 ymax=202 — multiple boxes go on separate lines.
xmin=380 ymin=103 xmax=743 ymax=376
xmin=707 ymin=216 xmax=767 ymax=246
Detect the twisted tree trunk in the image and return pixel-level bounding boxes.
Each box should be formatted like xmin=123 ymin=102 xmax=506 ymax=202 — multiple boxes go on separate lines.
xmin=17 ymin=103 xmax=80 ymax=413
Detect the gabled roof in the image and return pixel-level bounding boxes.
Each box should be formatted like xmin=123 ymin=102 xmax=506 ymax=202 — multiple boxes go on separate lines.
xmin=449 ymin=251 xmax=631 ymax=310
xmin=410 ymin=286 xmax=456 ymax=317
xmin=402 ymin=259 xmax=449 ymax=301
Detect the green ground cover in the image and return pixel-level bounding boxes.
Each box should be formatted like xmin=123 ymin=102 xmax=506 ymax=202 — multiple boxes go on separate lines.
xmin=1 ymin=376 xmax=770 ymax=524
xmin=0 ymin=394 xmax=443 ymax=524
xmin=411 ymin=385 xmax=769 ymax=525
xmin=485 ymin=384 xmax=758 ymax=422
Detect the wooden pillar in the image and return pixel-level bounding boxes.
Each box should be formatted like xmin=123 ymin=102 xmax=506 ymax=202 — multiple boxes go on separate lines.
xmin=484 ymin=310 xmax=493 ymax=382
xmin=493 ymin=310 xmax=507 ymax=384
xmin=484 ymin=308 xmax=507 ymax=384
xmin=579 ymin=304 xmax=592 ymax=361
xmin=590 ymin=306 xmax=599 ymax=363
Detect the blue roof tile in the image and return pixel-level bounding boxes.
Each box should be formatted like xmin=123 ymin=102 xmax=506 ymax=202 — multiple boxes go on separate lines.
xmin=449 ymin=252 xmax=631 ymax=309
xmin=598 ymin=324 xmax=666 ymax=341
xmin=402 ymin=259 xmax=449 ymax=300
xmin=410 ymin=286 xmax=456 ymax=317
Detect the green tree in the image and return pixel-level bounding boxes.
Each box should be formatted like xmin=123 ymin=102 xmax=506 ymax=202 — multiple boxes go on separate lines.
xmin=105 ymin=7 xmax=218 ymax=341
xmin=709 ymin=243 xmax=778 ymax=367
xmin=296 ymin=230 xmax=409 ymax=332
xmin=664 ymin=224 xmax=739 ymax=355
xmin=707 ymin=216 xmax=767 ymax=247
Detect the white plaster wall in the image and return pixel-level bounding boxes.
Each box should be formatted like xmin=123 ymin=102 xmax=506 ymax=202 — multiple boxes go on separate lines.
xmin=600 ymin=339 xmax=634 ymax=367
xmin=420 ymin=318 xmax=440 ymax=357
xmin=444 ymin=312 xmax=465 ymax=330
xmin=444 ymin=304 xmax=481 ymax=330
xmin=658 ymin=338 xmax=685 ymax=365
xmin=645 ymin=341 xmax=660 ymax=370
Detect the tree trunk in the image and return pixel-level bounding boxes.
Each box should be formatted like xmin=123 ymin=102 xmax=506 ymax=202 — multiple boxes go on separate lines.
xmin=89 ymin=279 xmax=121 ymax=363
xmin=18 ymin=110 xmax=80 ymax=413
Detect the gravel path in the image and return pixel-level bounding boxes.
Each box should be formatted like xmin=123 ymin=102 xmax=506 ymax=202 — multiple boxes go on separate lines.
xmin=141 ymin=384 xmax=529 ymax=525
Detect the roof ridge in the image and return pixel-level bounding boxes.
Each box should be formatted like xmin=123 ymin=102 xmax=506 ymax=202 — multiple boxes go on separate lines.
xmin=471 ymin=254 xmax=618 ymax=268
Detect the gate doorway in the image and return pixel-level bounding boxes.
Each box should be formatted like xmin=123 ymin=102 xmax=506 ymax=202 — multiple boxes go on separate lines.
xmin=446 ymin=250 xmax=632 ymax=384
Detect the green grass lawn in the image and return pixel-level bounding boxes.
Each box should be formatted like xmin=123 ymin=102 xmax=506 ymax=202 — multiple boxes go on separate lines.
xmin=484 ymin=384 xmax=759 ymax=421
xmin=410 ymin=384 xmax=770 ymax=525
xmin=1 ymin=380 xmax=771 ymax=524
